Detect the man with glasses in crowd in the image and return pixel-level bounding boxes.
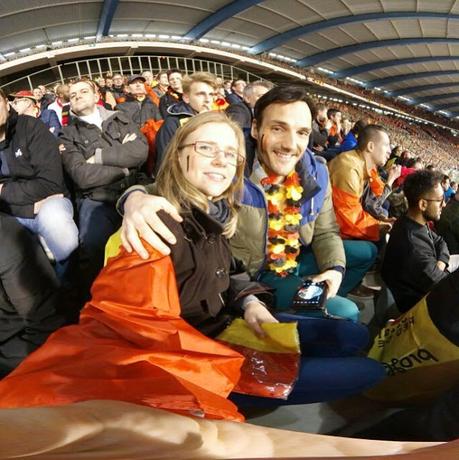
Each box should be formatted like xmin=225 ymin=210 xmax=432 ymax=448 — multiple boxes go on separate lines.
xmin=382 ymin=169 xmax=459 ymax=313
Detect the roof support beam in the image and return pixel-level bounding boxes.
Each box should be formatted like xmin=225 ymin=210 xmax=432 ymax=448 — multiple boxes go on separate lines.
xmin=366 ymin=70 xmax=459 ymax=89
xmin=185 ymin=0 xmax=263 ymax=41
xmin=96 ymin=0 xmax=120 ymax=42
xmin=250 ymin=12 xmax=459 ymax=55
xmin=336 ymin=55 xmax=459 ymax=79
xmin=391 ymin=82 xmax=459 ymax=97
xmin=413 ymin=91 xmax=459 ymax=105
xmin=432 ymin=101 xmax=459 ymax=111
xmin=297 ymin=38 xmax=459 ymax=68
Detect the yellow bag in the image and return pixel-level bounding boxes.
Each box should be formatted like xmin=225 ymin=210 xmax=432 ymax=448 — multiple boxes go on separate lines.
xmin=217 ymin=319 xmax=300 ymax=399
xmin=366 ymin=271 xmax=459 ymax=403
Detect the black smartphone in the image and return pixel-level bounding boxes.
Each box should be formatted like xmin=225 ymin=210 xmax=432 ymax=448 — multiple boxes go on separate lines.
xmin=292 ymin=280 xmax=328 ymax=311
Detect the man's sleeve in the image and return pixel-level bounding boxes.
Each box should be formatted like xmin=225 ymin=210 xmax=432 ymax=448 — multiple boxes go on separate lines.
xmin=94 ymin=122 xmax=148 ymax=169
xmin=1 ymin=120 xmax=65 ymax=206
xmin=311 ymin=179 xmax=346 ymax=271
xmin=331 ymin=166 xmax=380 ymax=241
xmin=432 ymin=231 xmax=450 ymax=265
xmin=60 ymin=130 xmax=127 ymax=190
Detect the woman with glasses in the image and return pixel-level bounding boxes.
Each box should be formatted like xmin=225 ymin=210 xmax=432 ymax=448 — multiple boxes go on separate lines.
xmin=0 ymin=111 xmax=277 ymax=419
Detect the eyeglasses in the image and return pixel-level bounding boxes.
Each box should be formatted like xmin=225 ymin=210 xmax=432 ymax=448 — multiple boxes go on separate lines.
xmin=179 ymin=141 xmax=244 ymax=166
xmin=422 ymin=197 xmax=445 ymax=205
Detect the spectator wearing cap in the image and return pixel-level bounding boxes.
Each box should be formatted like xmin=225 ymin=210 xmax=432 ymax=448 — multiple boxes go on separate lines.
xmin=158 ymin=69 xmax=183 ymax=118
xmin=10 ymin=90 xmax=61 ymax=137
xmin=0 ymin=88 xmax=78 ymax=269
xmin=47 ymin=84 xmax=71 ymax=127
xmin=117 ymin=75 xmax=162 ymax=128
xmin=155 ymin=72 xmax=217 ymax=174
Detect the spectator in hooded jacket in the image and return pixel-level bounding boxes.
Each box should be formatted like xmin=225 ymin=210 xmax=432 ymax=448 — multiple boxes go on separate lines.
xmin=0 ymin=88 xmax=78 ymax=267
xmin=60 ymin=79 xmax=148 ymax=300
xmin=155 ymin=72 xmax=218 ymax=174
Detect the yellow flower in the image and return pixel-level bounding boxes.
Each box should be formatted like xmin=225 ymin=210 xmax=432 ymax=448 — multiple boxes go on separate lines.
xmin=286 ymin=186 xmax=303 ymax=201
xmin=269 ymin=219 xmax=284 ymax=231
xmin=271 ymin=244 xmax=285 ymax=255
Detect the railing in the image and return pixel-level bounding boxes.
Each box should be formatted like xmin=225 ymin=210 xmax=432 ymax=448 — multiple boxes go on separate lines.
xmin=1 ymin=55 xmax=264 ymax=92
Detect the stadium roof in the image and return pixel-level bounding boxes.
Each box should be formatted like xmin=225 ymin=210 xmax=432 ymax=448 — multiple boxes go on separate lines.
xmin=2 ymin=0 xmax=459 ymax=117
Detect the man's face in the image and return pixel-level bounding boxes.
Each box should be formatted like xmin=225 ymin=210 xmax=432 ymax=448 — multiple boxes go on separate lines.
xmin=183 ymin=82 xmax=215 ymax=113
xmin=159 ymin=73 xmax=169 ymax=87
xmin=316 ymin=108 xmax=327 ymax=123
xmin=59 ymin=85 xmax=70 ymax=103
xmin=12 ymin=98 xmax=37 ymax=116
xmin=330 ymin=111 xmax=342 ymax=124
xmin=128 ymin=79 xmax=146 ymax=97
xmin=252 ymin=101 xmax=312 ymax=179
xmin=168 ymin=72 xmax=183 ymax=92
xmin=142 ymin=71 xmax=153 ymax=86
xmin=232 ymin=80 xmax=246 ymax=96
xmin=69 ymin=82 xmax=98 ymax=116
xmin=421 ymin=183 xmax=446 ymax=222
xmin=106 ymin=78 xmax=113 ymax=87
xmin=369 ymin=131 xmax=391 ymax=167
xmin=245 ymin=85 xmax=270 ymax=109
xmin=442 ymin=179 xmax=450 ymax=191
xmin=0 ymin=95 xmax=9 ymax=130
xmin=33 ymin=88 xmax=43 ymax=101
xmin=113 ymin=75 xmax=124 ymax=87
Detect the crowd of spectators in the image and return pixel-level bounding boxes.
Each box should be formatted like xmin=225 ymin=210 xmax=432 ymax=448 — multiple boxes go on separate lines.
xmin=0 ymin=65 xmax=458 ymax=439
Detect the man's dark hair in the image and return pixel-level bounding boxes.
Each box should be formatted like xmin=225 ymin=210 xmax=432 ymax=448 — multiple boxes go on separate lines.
xmin=357 ymin=124 xmax=388 ymax=151
xmin=442 ymin=174 xmax=450 ymax=183
xmin=253 ymin=85 xmax=316 ymax=127
xmin=403 ymin=170 xmax=444 ymax=208
xmin=351 ymin=119 xmax=368 ymax=136
xmin=327 ymin=108 xmax=340 ymax=119
xmin=167 ymin=69 xmax=182 ymax=78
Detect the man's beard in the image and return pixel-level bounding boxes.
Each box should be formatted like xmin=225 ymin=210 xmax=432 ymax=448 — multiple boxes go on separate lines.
xmin=422 ymin=209 xmax=440 ymax=222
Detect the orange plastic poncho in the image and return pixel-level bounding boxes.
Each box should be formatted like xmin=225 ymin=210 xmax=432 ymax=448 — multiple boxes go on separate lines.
xmin=0 ymin=240 xmax=245 ymax=422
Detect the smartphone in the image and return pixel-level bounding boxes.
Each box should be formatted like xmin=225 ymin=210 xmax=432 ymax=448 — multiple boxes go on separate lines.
xmin=292 ymin=280 xmax=328 ymax=311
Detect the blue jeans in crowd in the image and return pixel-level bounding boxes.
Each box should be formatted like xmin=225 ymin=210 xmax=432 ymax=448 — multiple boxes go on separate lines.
xmin=230 ymin=313 xmax=386 ymax=407
xmin=15 ymin=196 xmax=78 ymax=262
xmin=259 ymin=240 xmax=377 ymax=321
xmin=77 ymin=198 xmax=122 ymax=301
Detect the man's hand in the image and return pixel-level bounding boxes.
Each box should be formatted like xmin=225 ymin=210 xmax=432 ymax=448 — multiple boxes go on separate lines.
xmin=379 ymin=221 xmax=393 ymax=238
xmin=122 ymin=133 xmax=137 ymax=144
xmin=437 ymin=260 xmax=447 ymax=272
xmin=121 ymin=191 xmax=182 ymax=259
xmin=387 ymin=164 xmax=402 ymax=187
xmin=86 ymin=155 xmax=96 ymax=164
xmin=309 ymin=269 xmax=343 ymax=299
xmin=243 ymin=301 xmax=278 ymax=337
xmin=33 ymin=194 xmax=64 ymax=214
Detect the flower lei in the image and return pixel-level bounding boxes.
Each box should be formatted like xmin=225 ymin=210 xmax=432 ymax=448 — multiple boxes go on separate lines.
xmin=261 ymin=171 xmax=303 ymax=277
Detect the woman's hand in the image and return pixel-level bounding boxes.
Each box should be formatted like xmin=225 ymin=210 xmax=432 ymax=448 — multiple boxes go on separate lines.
xmin=243 ymin=301 xmax=278 ymax=337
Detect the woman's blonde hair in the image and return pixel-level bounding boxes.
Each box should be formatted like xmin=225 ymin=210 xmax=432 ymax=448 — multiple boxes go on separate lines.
xmin=155 ymin=111 xmax=246 ymax=237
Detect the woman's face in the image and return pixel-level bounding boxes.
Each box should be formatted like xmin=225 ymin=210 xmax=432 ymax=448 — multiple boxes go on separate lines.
xmin=179 ymin=122 xmax=241 ymax=199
